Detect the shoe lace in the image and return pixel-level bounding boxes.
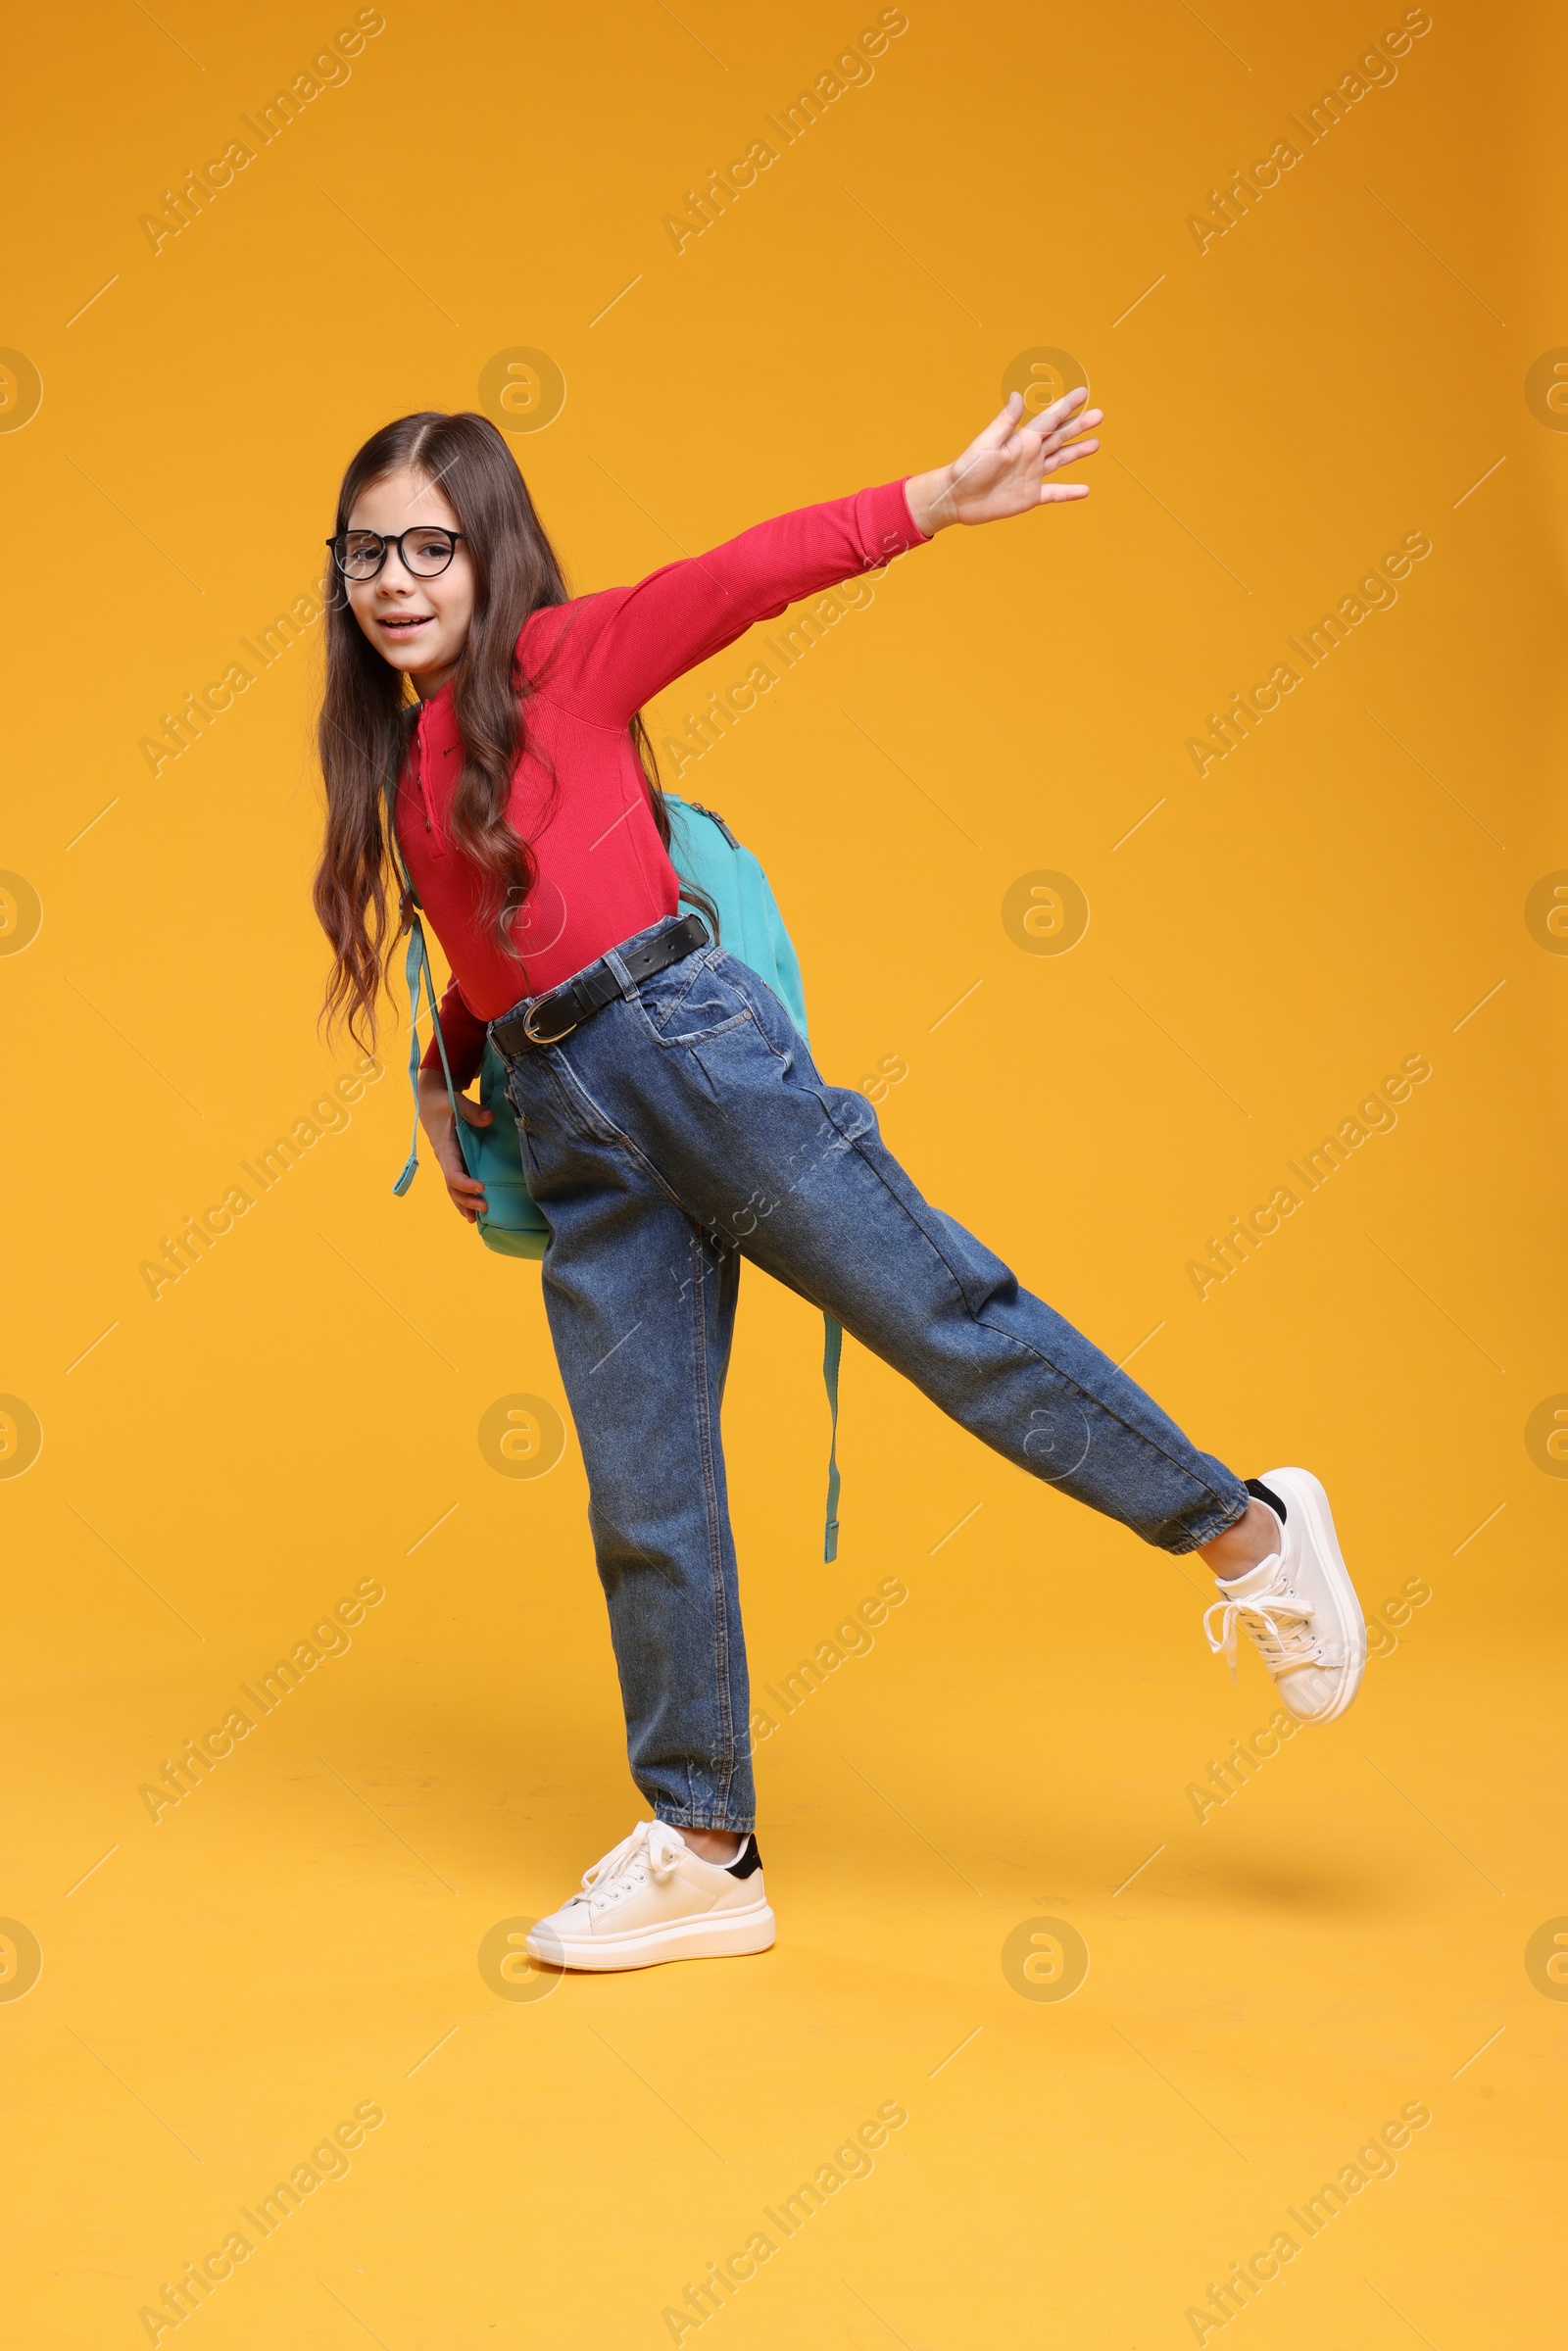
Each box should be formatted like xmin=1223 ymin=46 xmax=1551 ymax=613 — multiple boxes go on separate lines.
xmin=1203 ymin=1569 xmax=1319 ymax=1681
xmin=571 ymin=1820 xmax=687 ymax=1914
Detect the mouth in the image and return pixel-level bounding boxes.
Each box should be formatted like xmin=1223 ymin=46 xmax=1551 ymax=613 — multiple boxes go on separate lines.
xmin=375 ymin=613 xmax=433 ymax=636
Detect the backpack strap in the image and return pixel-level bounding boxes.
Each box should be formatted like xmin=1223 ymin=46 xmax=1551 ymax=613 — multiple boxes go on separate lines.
xmin=382 ymin=712 xmax=466 ymax=1196
xmin=821 ymin=1315 xmax=842 ymax=1563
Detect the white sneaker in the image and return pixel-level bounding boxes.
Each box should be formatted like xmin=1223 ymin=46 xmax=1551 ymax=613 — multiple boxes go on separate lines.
xmin=1202 ymin=1468 xmax=1366 ymax=1724
xmin=524 ymin=1820 xmax=776 ymax=1973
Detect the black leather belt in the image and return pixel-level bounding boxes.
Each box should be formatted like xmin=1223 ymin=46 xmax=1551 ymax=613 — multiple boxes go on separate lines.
xmin=489 ymin=913 xmax=710 ymax=1055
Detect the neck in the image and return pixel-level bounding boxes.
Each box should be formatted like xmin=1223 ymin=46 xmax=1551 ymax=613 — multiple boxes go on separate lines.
xmin=410 ymin=656 xmax=459 ymax=702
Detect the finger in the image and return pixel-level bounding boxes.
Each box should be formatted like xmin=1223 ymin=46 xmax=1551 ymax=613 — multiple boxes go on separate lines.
xmin=455 ymin=1098 xmax=494 ymax=1126
xmin=969 ymin=393 xmax=1027 ymax=453
xmin=1040 ymin=435 xmax=1101 ymax=473
xmin=1025 ymin=382 xmax=1090 ymax=436
xmin=1026 ymin=405 xmax=1103 ymax=456
xmin=1038 ymin=479 xmax=1091 ymax=503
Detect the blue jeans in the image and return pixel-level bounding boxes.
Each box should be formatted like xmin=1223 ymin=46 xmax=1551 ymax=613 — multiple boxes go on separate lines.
xmin=492 ymin=915 xmax=1250 ymax=1832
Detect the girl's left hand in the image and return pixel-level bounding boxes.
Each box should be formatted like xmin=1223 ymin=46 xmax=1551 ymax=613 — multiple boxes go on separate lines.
xmin=416 ymin=1064 xmax=492 ymax=1223
xmin=906 ymin=386 xmax=1103 ymax=533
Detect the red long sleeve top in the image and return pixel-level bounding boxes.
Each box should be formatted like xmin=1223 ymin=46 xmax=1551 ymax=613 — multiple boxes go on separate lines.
xmin=400 ymin=475 xmax=931 ymax=1088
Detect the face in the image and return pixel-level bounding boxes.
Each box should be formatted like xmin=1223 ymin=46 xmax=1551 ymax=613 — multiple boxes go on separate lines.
xmin=342 ymin=465 xmax=475 ymax=696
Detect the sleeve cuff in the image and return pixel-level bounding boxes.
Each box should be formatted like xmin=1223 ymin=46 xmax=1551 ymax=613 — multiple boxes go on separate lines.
xmin=897 ymin=476 xmax=933 ymax=545
xmin=859 ymin=475 xmax=933 ymax=564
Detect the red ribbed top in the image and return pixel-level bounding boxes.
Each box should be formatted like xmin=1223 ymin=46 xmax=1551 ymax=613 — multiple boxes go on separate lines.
xmin=399 ymin=476 xmax=931 ymax=1085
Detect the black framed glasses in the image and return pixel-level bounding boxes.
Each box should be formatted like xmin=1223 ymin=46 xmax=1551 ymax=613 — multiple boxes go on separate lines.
xmin=326 ymin=526 xmax=466 ymax=581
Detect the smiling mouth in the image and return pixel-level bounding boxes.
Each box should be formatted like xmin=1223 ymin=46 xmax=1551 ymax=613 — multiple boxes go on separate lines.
xmin=377 ymin=613 xmax=432 ymax=633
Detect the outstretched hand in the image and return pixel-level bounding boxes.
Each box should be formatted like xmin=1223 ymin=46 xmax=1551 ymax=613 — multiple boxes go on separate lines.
xmin=905 ymin=386 xmax=1102 ymax=535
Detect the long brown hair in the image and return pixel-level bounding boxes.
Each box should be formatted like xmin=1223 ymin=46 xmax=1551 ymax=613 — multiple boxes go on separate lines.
xmin=313 ymin=410 xmax=689 ymax=1052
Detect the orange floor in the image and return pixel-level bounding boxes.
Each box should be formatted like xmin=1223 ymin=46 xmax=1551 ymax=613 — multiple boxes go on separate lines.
xmin=7 ymin=1252 xmax=1563 ymax=2348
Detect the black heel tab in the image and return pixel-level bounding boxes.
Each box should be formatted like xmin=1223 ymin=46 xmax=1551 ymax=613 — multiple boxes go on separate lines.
xmin=1245 ymin=1477 xmax=1287 ymax=1522
xmin=725 ymin=1837 xmax=762 ymax=1879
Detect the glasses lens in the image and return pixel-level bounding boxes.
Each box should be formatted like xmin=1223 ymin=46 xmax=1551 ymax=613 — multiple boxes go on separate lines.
xmin=337 ymin=532 xmax=383 ymax=579
xmin=403 ymin=528 xmax=457 ymax=576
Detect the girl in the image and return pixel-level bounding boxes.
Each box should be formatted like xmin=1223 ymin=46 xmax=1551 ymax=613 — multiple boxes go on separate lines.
xmin=314 ymin=392 xmax=1365 ymax=1973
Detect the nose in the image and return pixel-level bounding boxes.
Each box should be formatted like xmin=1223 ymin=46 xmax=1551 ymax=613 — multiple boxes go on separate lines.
xmin=377 ymin=545 xmax=418 ymax=590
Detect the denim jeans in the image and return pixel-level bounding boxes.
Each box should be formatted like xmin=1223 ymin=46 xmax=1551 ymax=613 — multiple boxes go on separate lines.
xmin=491 ymin=914 xmax=1250 ymax=1832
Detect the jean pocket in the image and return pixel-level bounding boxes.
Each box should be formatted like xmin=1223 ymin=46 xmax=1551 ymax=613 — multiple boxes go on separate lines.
xmin=635 ymin=950 xmax=754 ymax=1046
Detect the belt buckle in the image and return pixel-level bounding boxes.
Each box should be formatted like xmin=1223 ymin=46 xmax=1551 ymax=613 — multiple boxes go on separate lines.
xmin=522 ymin=996 xmax=577 ymax=1046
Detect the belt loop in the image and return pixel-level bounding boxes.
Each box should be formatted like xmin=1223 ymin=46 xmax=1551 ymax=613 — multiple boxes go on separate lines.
xmin=602 ymin=944 xmax=635 ymax=993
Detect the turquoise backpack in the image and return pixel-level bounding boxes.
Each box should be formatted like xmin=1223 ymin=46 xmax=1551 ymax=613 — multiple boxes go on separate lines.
xmin=387 ymin=790 xmax=844 ymax=1560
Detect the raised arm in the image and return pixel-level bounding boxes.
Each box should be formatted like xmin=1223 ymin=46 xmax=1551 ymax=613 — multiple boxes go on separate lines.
xmin=545 ymin=387 xmax=1102 ymax=729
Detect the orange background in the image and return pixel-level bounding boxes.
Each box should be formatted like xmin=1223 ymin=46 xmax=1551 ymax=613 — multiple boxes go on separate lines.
xmin=2 ymin=2 xmax=1564 ymax=2345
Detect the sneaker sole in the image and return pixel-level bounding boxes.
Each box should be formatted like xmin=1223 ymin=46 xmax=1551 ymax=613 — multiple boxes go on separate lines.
xmin=1264 ymin=1465 xmax=1366 ymax=1724
xmin=525 ymin=1895 xmax=777 ymax=1974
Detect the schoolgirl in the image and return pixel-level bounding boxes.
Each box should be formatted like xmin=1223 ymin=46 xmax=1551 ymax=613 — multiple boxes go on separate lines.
xmin=314 ymin=390 xmax=1364 ymax=1971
